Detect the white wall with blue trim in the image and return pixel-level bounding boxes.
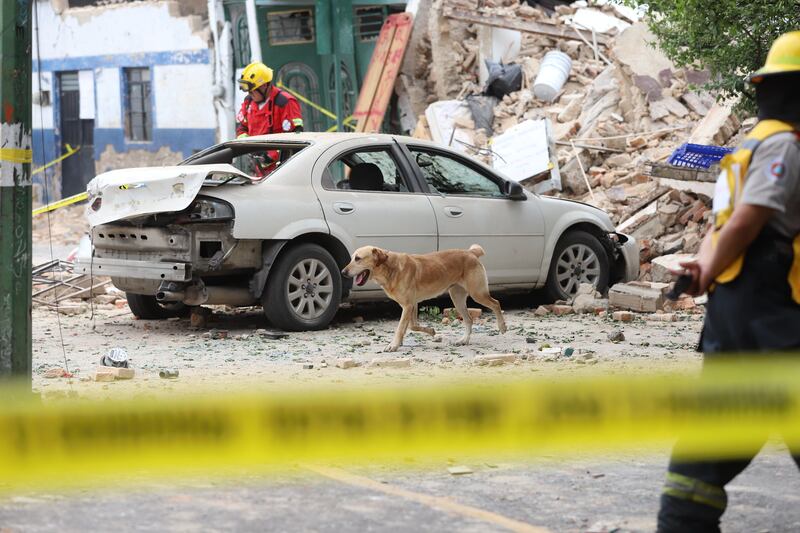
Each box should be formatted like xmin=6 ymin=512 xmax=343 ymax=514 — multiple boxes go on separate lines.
xmin=32 ymin=0 xmax=217 ymax=200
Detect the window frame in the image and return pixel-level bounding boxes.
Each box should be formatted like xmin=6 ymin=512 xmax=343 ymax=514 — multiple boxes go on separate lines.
xmin=402 ymin=144 xmax=510 ymax=199
xmin=321 ymin=144 xmax=421 ymax=194
xmin=266 ymin=9 xmax=316 ymax=46
xmin=122 ymin=66 xmax=153 ymax=143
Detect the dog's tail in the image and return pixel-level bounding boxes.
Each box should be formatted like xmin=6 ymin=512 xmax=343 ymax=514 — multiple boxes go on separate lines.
xmin=468 ymin=244 xmax=485 ymax=257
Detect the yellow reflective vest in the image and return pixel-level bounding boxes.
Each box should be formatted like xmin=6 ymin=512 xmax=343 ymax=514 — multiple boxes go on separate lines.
xmin=712 ymin=119 xmax=800 ymax=303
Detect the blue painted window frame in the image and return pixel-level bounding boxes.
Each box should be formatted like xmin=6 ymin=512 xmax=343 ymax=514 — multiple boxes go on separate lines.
xmin=121 ymin=66 xmax=154 ymax=143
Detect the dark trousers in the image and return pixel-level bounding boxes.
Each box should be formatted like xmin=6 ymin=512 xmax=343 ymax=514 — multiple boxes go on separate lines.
xmin=657 ymin=232 xmax=800 ymax=533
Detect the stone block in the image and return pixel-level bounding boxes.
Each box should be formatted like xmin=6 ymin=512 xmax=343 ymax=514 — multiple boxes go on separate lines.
xmin=370 ymin=357 xmax=411 ymax=369
xmin=609 ymin=282 xmax=668 ymax=312
xmin=336 ymin=358 xmax=359 ymax=369
xmin=551 ymin=305 xmax=574 ymax=316
xmin=97 ymin=365 xmax=135 ymax=380
xmin=651 ymin=253 xmax=694 ymax=283
xmin=473 ymin=354 xmax=519 ymax=366
xmin=612 ymin=311 xmax=634 ymax=322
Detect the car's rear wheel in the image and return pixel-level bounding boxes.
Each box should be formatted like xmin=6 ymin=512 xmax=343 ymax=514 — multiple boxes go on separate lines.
xmin=262 ymin=243 xmax=342 ymax=331
xmin=543 ymin=230 xmax=610 ymax=301
xmin=126 ymin=293 xmax=188 ymax=319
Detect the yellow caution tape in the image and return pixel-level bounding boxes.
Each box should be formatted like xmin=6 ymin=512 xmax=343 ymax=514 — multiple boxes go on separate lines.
xmin=1 ymin=358 xmax=799 ymax=490
xmin=0 ymin=147 xmax=33 ymax=164
xmin=31 ymin=144 xmax=80 ymax=176
xmin=31 ymin=191 xmax=88 ymax=216
xmin=276 ymin=80 xmax=356 ymax=131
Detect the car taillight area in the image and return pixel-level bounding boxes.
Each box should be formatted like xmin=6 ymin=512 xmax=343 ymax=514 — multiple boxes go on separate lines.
xmin=180 ymin=197 xmax=235 ymax=223
xmin=91 ymin=220 xmax=262 ymax=296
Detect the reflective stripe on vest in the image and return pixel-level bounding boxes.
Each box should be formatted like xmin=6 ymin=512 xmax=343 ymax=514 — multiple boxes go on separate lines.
xmin=712 ymin=119 xmax=800 ymax=303
xmin=662 ymin=472 xmax=727 ymax=510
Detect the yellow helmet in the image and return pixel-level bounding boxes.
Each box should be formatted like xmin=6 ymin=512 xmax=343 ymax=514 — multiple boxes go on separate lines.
xmin=238 ymin=62 xmax=274 ymax=92
xmin=750 ymin=31 xmax=800 ymax=83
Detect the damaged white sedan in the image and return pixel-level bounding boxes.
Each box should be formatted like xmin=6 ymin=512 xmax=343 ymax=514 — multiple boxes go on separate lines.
xmin=76 ymin=132 xmax=639 ymax=331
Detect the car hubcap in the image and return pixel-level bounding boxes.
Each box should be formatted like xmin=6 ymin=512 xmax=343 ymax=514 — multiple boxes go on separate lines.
xmin=287 ymin=258 xmax=334 ymax=320
xmin=556 ymin=244 xmax=601 ymax=296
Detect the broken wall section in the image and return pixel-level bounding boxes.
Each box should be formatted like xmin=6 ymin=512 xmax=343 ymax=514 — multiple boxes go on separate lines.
xmin=33 ymin=0 xmax=216 ymax=201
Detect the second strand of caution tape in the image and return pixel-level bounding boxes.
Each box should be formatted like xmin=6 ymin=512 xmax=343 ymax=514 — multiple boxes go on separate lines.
xmin=1 ymin=358 xmax=799 ymax=489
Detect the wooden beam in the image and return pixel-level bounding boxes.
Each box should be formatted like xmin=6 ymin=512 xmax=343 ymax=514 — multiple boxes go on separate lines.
xmin=443 ymin=8 xmax=610 ymax=46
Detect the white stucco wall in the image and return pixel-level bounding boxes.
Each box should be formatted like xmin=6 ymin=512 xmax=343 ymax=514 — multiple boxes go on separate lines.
xmin=33 ymin=1 xmax=208 ymax=60
xmin=153 ymin=64 xmax=216 ymax=129
xmin=32 ymin=71 xmax=54 ymax=130
xmin=95 ymin=68 xmax=122 ymax=129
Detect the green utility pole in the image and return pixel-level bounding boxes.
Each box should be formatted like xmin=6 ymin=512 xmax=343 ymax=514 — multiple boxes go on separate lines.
xmin=0 ymin=0 xmax=33 ymax=385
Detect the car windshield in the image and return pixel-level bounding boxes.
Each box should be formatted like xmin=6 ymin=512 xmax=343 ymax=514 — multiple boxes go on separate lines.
xmin=180 ymin=141 xmax=310 ymax=182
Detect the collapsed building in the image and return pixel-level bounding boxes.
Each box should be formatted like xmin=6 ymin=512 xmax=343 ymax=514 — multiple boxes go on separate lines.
xmin=398 ymin=0 xmax=745 ymax=283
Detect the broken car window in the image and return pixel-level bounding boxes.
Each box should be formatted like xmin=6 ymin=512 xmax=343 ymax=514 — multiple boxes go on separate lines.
xmin=324 ymin=148 xmax=410 ymax=193
xmin=409 ymin=148 xmax=504 ymax=197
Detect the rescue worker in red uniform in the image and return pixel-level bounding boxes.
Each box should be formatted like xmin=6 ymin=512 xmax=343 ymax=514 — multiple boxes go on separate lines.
xmin=657 ymin=31 xmax=800 ymax=533
xmin=236 ymin=61 xmax=304 ymax=176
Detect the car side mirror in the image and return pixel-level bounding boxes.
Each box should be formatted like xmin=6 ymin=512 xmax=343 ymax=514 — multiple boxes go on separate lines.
xmin=505 ymin=181 xmax=526 ymax=201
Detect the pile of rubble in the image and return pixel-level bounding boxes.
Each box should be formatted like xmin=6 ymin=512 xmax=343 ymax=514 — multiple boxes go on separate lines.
xmin=400 ymin=0 xmax=748 ymax=282
xmin=32 ymin=203 xmax=88 ymax=246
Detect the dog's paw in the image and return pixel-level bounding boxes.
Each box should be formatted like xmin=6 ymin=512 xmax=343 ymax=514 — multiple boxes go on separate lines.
xmin=453 ymin=337 xmax=470 ymax=346
xmin=424 ymin=327 xmax=436 ymax=336
xmin=498 ymin=324 xmax=507 ymax=334
xmin=383 ymin=343 xmax=399 ymax=352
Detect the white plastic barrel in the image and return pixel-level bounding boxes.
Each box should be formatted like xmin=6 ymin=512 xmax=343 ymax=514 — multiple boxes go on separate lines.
xmin=533 ymin=51 xmax=572 ymax=102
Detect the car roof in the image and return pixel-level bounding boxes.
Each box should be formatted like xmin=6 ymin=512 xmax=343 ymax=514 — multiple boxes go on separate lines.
xmin=228 ymin=132 xmax=442 ymax=149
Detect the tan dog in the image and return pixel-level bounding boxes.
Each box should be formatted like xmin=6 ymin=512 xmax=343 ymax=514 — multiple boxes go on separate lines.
xmin=342 ymin=244 xmax=507 ymax=352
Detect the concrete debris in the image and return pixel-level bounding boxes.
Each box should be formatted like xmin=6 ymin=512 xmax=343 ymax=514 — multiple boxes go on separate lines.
xmin=43 ymin=367 xmax=73 ymax=379
xmin=609 ymin=281 xmax=669 ymax=313
xmin=336 ymin=358 xmax=359 ymax=369
xmin=473 ymin=353 xmax=519 ymax=366
xmin=403 ymin=1 xmax=752 ymax=285
xmin=190 ymin=306 xmax=212 ymax=328
xmin=607 ymin=329 xmax=625 ymax=342
xmin=448 ymin=465 xmax=474 ymax=475
xmin=611 ymin=311 xmax=633 ymax=322
xmin=370 ymin=357 xmax=412 ymax=369
xmin=650 ymin=253 xmax=693 ymax=283
xmin=96 ymin=365 xmax=135 ymax=380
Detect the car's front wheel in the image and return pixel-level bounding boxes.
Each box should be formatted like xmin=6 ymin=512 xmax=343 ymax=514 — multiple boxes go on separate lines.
xmin=126 ymin=293 xmax=188 ymax=319
xmin=543 ymin=230 xmax=610 ymax=301
xmin=262 ymin=243 xmax=342 ymax=331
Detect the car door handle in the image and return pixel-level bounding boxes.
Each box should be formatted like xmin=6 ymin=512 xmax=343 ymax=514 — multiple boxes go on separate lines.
xmin=444 ymin=206 xmax=463 ymax=217
xmin=333 ymin=202 xmax=355 ymax=215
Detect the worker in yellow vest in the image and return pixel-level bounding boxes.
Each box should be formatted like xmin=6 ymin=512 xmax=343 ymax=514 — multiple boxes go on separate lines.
xmin=657 ymin=31 xmax=800 ymax=532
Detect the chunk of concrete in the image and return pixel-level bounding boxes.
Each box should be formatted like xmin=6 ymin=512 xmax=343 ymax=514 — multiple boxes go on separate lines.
xmin=613 ymin=24 xmax=675 ymax=81
xmin=473 ymin=354 xmax=519 ymax=366
xmin=370 ymin=357 xmax=412 ymax=369
xmin=651 ymin=253 xmax=694 ymax=283
xmin=97 ymin=365 xmax=135 ymax=380
xmin=609 ymin=282 xmax=669 ymax=312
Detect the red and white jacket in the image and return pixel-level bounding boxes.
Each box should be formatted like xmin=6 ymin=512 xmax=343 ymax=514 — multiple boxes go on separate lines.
xmin=235 ymin=85 xmax=303 ymax=138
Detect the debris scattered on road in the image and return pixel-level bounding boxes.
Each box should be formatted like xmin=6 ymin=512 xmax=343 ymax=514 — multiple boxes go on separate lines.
xmin=159 ymin=369 xmax=179 ymax=379
xmin=256 ymin=329 xmax=289 ymax=340
xmin=96 ymin=365 xmax=134 ymax=380
xmin=43 ymin=367 xmax=73 ymax=379
xmin=190 ymin=307 xmax=212 ymax=328
xmin=447 ymin=465 xmax=474 ymax=476
xmin=370 ymin=357 xmax=412 ymax=369
xmin=473 ymin=353 xmax=519 ymax=366
xmin=607 ymin=330 xmax=625 ymax=342
xmin=611 ymin=311 xmax=634 ymax=322
xmin=336 ymin=358 xmax=359 ymax=369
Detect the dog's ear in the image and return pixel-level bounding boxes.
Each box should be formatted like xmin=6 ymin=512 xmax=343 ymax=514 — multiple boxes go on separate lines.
xmin=372 ymin=247 xmax=388 ymax=267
